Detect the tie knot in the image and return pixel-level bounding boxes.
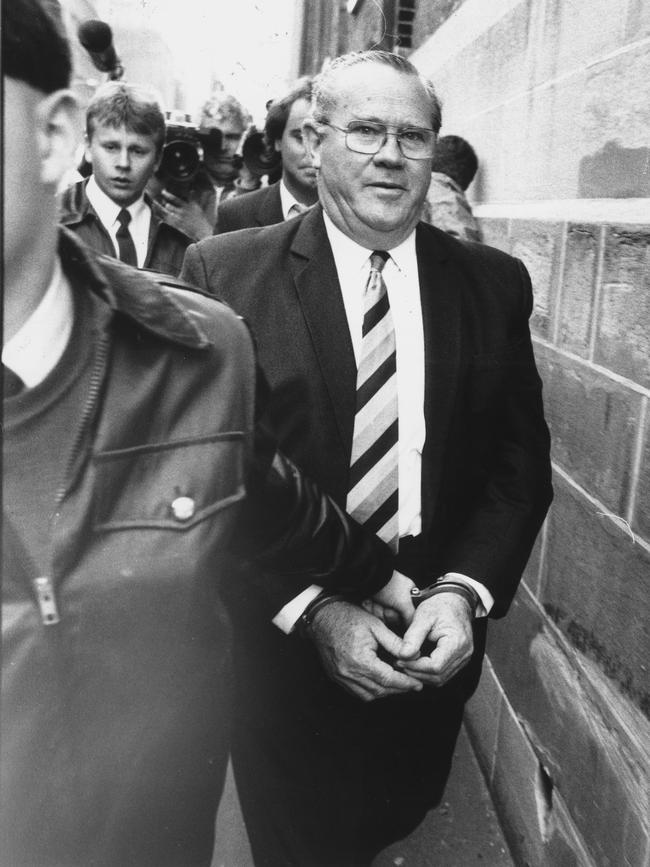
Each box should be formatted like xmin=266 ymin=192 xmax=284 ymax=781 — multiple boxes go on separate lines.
xmin=289 ymin=202 xmax=308 ymax=217
xmin=370 ymin=250 xmax=389 ymax=273
xmin=117 ymin=208 xmax=131 ymax=228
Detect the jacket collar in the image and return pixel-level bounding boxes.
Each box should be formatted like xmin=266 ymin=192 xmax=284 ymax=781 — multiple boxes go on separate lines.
xmin=59 ymin=228 xmax=211 ymax=349
xmin=59 ymin=178 xmax=187 ymax=241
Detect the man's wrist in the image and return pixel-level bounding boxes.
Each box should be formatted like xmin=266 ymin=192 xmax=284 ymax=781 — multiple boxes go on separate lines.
xmin=298 ymin=592 xmax=345 ymax=637
xmin=410 ymin=578 xmax=479 ymax=618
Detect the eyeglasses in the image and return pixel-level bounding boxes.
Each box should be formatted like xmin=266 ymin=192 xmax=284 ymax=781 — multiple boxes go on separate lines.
xmin=320 ymin=120 xmax=435 ymax=160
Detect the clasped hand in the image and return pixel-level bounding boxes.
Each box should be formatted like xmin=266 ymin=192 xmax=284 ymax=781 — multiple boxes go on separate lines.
xmin=307 ymin=571 xmax=474 ymax=702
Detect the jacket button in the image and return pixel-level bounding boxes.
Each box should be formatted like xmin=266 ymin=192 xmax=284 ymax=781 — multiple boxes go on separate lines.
xmin=171 ymin=496 xmax=195 ymax=521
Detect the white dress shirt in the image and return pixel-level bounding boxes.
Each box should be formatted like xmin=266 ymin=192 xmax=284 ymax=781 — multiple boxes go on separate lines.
xmin=2 ymin=259 xmax=73 ymax=387
xmin=279 ymin=180 xmax=313 ymax=220
xmin=273 ymin=215 xmax=493 ymax=632
xmin=86 ymin=176 xmax=151 ymax=268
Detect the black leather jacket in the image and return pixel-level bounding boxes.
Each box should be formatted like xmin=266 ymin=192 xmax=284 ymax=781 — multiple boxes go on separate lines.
xmin=1 ymin=230 xmax=392 ymax=867
xmin=58 ymin=178 xmax=192 ymax=277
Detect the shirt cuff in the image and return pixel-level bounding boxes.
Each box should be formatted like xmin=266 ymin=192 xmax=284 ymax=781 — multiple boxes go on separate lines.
xmin=442 ymin=573 xmax=493 ymax=617
xmin=272 ymin=584 xmax=324 ymax=634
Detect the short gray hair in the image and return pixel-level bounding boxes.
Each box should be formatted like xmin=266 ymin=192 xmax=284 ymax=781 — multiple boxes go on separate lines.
xmin=312 ymin=50 xmax=442 ymax=134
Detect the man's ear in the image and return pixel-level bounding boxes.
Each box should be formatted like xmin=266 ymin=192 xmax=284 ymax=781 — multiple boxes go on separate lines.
xmin=301 ymin=121 xmax=322 ymax=169
xmin=36 ymin=89 xmax=80 ymax=187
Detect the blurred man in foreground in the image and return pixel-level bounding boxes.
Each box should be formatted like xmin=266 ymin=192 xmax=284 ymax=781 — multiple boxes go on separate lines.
xmin=182 ymin=50 xmax=552 ymax=866
xmin=217 ymin=77 xmax=318 ymax=232
xmin=1 ymin=8 xmax=420 ymax=866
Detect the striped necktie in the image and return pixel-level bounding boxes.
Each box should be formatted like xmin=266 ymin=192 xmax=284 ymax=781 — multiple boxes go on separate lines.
xmin=346 ymin=250 xmax=399 ymax=552
xmin=116 ymin=208 xmax=138 ymax=266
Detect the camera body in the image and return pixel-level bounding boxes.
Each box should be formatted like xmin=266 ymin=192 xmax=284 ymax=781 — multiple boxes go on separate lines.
xmin=157 ymin=111 xmax=222 ymax=199
xmin=233 ymin=124 xmax=282 ymax=181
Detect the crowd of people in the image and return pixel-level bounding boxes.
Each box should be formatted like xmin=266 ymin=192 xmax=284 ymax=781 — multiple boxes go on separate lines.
xmin=1 ymin=1 xmax=553 ymax=866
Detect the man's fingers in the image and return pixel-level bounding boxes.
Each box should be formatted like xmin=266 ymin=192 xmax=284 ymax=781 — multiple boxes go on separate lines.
xmin=161 ymin=189 xmax=182 ymax=205
xmin=373 ymin=618 xmax=408 ymax=659
xmin=398 ymin=614 xmax=433 ymax=659
xmin=397 ymin=633 xmax=473 ymax=685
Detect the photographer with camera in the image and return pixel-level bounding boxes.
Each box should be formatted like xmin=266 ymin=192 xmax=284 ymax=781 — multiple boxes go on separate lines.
xmin=58 ymin=81 xmax=192 ymax=277
xmin=155 ymin=92 xmax=265 ymax=240
xmin=217 ymin=77 xmax=318 ymax=233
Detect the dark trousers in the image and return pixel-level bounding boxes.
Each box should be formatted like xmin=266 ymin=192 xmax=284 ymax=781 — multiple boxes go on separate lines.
xmin=227 ymin=537 xmax=485 ymax=867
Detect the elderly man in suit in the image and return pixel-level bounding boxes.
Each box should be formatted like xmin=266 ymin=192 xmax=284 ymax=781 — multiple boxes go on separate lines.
xmin=182 ymin=50 xmax=552 ymax=867
xmin=216 ymin=77 xmax=319 ymax=233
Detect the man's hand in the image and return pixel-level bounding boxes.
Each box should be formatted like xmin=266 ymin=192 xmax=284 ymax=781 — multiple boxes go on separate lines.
xmin=362 ymin=570 xmax=417 ymax=630
xmin=396 ymin=594 xmax=474 ymax=687
xmin=159 ymin=190 xmax=213 ymax=240
xmin=307 ymin=600 xmax=423 ymax=702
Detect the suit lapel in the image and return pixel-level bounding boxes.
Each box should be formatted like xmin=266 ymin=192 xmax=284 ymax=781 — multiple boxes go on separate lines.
xmin=289 ymin=206 xmax=357 ymax=458
xmin=416 ymin=223 xmax=464 ymax=533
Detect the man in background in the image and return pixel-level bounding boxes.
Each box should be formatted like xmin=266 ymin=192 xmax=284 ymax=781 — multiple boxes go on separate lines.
xmin=181 ymin=50 xmax=552 ymax=866
xmin=59 ymin=81 xmax=192 ymax=276
xmin=423 ymin=133 xmax=481 ymax=241
xmin=217 ymin=77 xmax=318 ymax=232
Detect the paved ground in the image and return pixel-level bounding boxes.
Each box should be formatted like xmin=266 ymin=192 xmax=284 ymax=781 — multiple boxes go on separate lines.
xmin=372 ymin=727 xmax=514 ymax=867
xmin=212 ymin=724 xmax=514 ymax=867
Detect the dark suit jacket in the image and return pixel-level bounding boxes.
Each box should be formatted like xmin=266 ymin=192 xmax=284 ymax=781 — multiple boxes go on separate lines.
xmin=216 ymin=180 xmax=283 ymax=233
xmin=182 ymin=205 xmax=552 ymax=618
xmin=182 ymin=205 xmax=553 ymax=862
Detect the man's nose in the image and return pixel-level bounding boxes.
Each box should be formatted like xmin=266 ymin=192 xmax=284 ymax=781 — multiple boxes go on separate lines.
xmin=373 ymin=132 xmax=404 ymax=166
xmin=116 ymin=148 xmax=131 ymax=169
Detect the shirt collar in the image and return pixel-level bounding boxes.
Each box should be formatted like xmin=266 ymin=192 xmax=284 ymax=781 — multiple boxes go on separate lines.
xmin=321 ymin=210 xmax=417 ymax=276
xmin=280 ymin=180 xmax=309 ymax=220
xmin=2 ymin=257 xmax=74 ymax=388
xmin=86 ymin=175 xmax=148 ymax=226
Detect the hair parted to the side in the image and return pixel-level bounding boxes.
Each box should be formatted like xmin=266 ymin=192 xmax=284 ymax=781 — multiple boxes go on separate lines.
xmin=2 ymin=0 xmax=71 ymax=94
xmin=85 ymin=82 xmax=166 ymax=153
xmin=264 ymin=77 xmax=314 ymax=146
xmin=311 ymin=50 xmax=442 ymax=134
xmin=431 ymin=135 xmax=478 ymax=190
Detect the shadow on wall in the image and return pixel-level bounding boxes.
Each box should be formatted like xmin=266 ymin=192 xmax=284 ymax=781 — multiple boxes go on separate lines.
xmin=579 ymin=140 xmax=650 ymax=198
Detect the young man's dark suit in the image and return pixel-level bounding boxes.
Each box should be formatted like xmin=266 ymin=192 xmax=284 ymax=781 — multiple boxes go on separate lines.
xmin=181 ymin=204 xmax=552 ymax=865
xmin=216 ymin=180 xmax=283 ymax=233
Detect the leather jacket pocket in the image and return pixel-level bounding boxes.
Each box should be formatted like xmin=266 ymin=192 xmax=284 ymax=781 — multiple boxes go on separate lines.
xmin=93 ymin=432 xmax=245 ymax=531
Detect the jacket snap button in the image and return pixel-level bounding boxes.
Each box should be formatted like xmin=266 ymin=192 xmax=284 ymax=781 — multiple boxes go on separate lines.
xmin=171 ymin=496 xmax=195 ymax=521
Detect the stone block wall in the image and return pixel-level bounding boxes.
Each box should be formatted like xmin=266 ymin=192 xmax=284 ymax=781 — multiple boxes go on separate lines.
xmin=464 ymin=219 xmax=650 ymax=866
xmin=406 ymin=0 xmax=650 ymax=864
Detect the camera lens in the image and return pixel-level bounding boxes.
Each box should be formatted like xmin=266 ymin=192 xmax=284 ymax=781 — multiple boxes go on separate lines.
xmin=160 ymin=139 xmax=202 ymax=183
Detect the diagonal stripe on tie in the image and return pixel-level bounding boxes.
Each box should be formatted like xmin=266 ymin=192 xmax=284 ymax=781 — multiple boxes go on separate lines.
xmin=346 ymin=250 xmax=399 ymax=551
xmin=348 ymin=390 xmax=398 ymax=460
xmin=362 ymin=291 xmax=391 ymax=335
xmin=356 ymin=352 xmax=396 ymax=411
xmin=349 ymin=419 xmax=399 ymax=489
xmin=358 ymin=488 xmax=399 ymax=538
